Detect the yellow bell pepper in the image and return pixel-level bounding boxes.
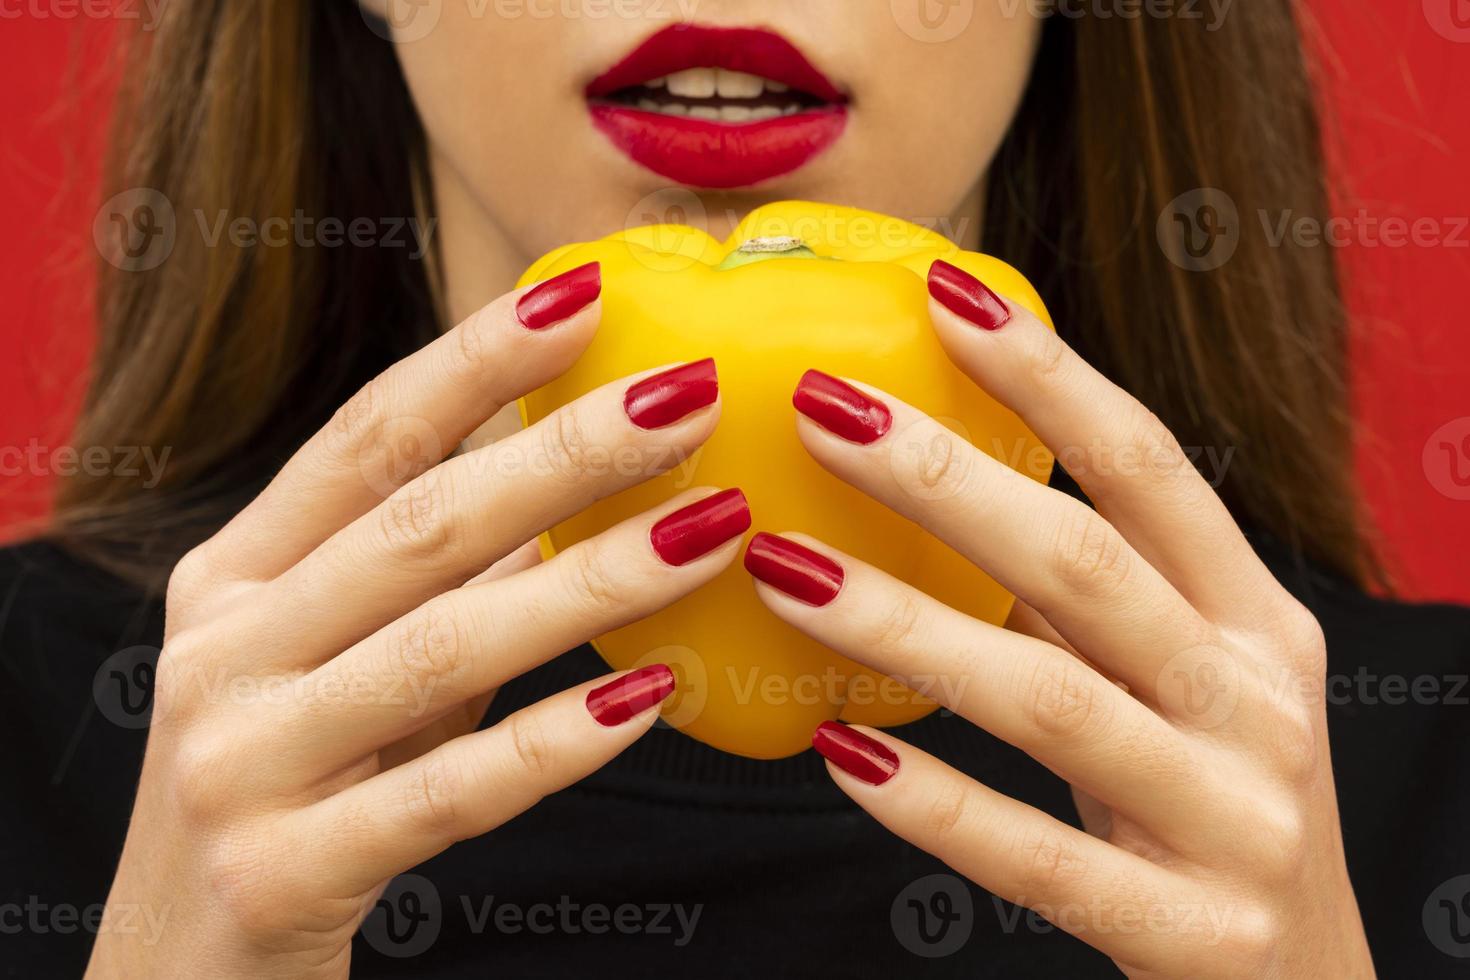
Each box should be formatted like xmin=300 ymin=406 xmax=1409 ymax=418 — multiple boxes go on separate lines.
xmin=519 ymin=201 xmax=1053 ymax=759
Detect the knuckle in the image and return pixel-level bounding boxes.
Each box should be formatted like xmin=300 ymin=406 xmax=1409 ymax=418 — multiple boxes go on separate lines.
xmin=1017 ymin=829 xmax=1086 ymax=897
xmin=207 ymin=836 xmax=279 ymax=936
xmin=1252 ymin=804 xmax=1309 ymax=881
xmin=921 ymin=779 xmax=970 ymax=841
xmin=1273 ymin=599 xmax=1327 ymax=663
xmin=891 ymin=422 xmax=973 ymax=502
xmin=329 ymin=374 xmax=385 ymax=454
xmin=565 ymin=541 xmax=627 ymax=612
xmin=540 ymin=404 xmax=597 ymax=482
xmin=454 ymin=305 xmax=496 ymax=376
xmin=1024 ymin=657 xmax=1111 ymax=741
xmin=869 ymin=591 xmax=924 ymax=663
xmin=173 ymin=734 xmax=236 ymax=824
xmin=379 ymin=469 xmax=453 ymax=557
xmin=508 ymin=711 xmax=555 ymax=780
xmin=1224 ymin=906 xmax=1284 ymax=971
xmin=1263 ymin=700 xmax=1324 ymax=786
xmin=1127 ymin=411 xmax=1190 ymax=482
xmin=404 ymin=751 xmax=464 ymax=836
xmin=1050 ymin=508 xmax=1131 ymax=599
xmin=1024 ymin=328 xmax=1070 ymax=389
xmin=165 ymin=547 xmax=213 ymax=609
xmin=385 ymin=602 xmax=468 ymax=689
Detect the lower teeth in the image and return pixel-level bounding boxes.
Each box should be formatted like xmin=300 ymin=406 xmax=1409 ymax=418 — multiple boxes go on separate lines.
xmin=632 ymin=100 xmax=804 ymax=121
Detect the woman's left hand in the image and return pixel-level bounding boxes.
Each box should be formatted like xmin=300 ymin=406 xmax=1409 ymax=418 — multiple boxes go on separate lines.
xmin=748 ymin=261 xmax=1375 ymax=978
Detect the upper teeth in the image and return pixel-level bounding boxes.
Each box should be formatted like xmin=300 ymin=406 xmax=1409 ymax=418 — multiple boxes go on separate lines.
xmin=659 ymin=68 xmax=789 ymax=100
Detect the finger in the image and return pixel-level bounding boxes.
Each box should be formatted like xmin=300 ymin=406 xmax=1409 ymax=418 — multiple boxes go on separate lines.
xmin=292 ymin=668 xmax=674 ymax=896
xmin=195 ymin=264 xmax=603 ymax=583
xmin=791 ymin=371 xmax=1210 ymax=695
xmin=464 ymin=538 xmax=542 ymax=587
xmin=267 ymin=487 xmax=749 ymax=780
xmin=254 ymin=358 xmax=720 ymax=669
xmin=1005 ymin=598 xmax=1124 ymax=688
xmin=746 ymin=533 xmax=1211 ymax=836
xmin=926 ymin=259 xmax=1282 ymax=624
xmin=814 ymin=724 xmax=1237 ymax=974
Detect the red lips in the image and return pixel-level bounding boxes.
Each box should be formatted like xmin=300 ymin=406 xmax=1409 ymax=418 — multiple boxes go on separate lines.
xmin=585 ymin=25 xmax=849 ymax=189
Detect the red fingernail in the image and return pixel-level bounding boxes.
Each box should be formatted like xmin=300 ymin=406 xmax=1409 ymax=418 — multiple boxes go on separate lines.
xmin=586 ymin=664 xmax=676 ymax=727
xmin=812 ymin=721 xmax=899 ymax=785
xmin=650 ymin=488 xmax=751 ymax=566
xmin=743 ymin=532 xmax=844 ymax=606
xmin=517 ymin=262 xmax=601 ymax=330
xmin=624 ymin=358 xmax=719 ymax=429
xmin=928 ymin=259 xmax=1010 ymax=331
xmin=792 ymin=370 xmax=892 ymax=445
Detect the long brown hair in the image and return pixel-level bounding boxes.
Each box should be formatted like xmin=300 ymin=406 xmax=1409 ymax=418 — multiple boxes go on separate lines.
xmin=52 ymin=3 xmax=1378 ymax=591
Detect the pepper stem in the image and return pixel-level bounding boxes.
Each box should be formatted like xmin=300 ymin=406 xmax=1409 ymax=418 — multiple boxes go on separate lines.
xmin=717 ymin=236 xmax=821 ymax=270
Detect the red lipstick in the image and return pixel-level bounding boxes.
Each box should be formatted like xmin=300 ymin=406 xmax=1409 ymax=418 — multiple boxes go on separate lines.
xmin=586 ymin=25 xmax=849 ymax=189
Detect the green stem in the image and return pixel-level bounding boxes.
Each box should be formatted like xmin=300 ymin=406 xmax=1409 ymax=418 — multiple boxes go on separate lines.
xmin=716 ymin=236 xmax=822 ymax=270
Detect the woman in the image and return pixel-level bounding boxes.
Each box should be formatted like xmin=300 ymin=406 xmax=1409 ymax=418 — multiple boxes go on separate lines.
xmin=4 ymin=2 xmax=1466 ymax=976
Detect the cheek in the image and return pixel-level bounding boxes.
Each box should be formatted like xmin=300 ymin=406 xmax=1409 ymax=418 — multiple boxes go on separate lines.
xmin=847 ymin=19 xmax=1042 ymax=220
xmin=390 ymin=11 xmax=618 ymax=253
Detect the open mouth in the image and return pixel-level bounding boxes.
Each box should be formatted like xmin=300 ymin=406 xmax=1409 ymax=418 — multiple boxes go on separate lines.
xmin=585 ymin=26 xmax=850 ymax=190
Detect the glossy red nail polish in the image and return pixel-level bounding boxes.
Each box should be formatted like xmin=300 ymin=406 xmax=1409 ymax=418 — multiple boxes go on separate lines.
xmin=649 ymin=488 xmax=751 ymax=566
xmin=792 ymin=370 xmax=892 ymax=445
xmin=743 ymin=532 xmax=844 ymax=606
xmin=812 ymin=721 xmax=899 ymax=785
xmin=928 ymin=259 xmax=1011 ymax=331
xmin=586 ymin=664 xmax=676 ymax=726
xmin=624 ymin=358 xmax=719 ymax=429
xmin=517 ymin=262 xmax=602 ymax=330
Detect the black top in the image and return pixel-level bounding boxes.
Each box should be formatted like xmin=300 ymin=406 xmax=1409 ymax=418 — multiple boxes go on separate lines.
xmin=2 ymin=535 xmax=1468 ymax=978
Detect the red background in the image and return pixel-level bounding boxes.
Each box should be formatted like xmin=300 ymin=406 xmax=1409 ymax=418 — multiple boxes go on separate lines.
xmin=1 ymin=7 xmax=1467 ymax=601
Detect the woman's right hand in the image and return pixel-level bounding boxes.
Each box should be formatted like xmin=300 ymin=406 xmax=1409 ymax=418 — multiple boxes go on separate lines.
xmin=86 ymin=263 xmax=745 ymax=979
